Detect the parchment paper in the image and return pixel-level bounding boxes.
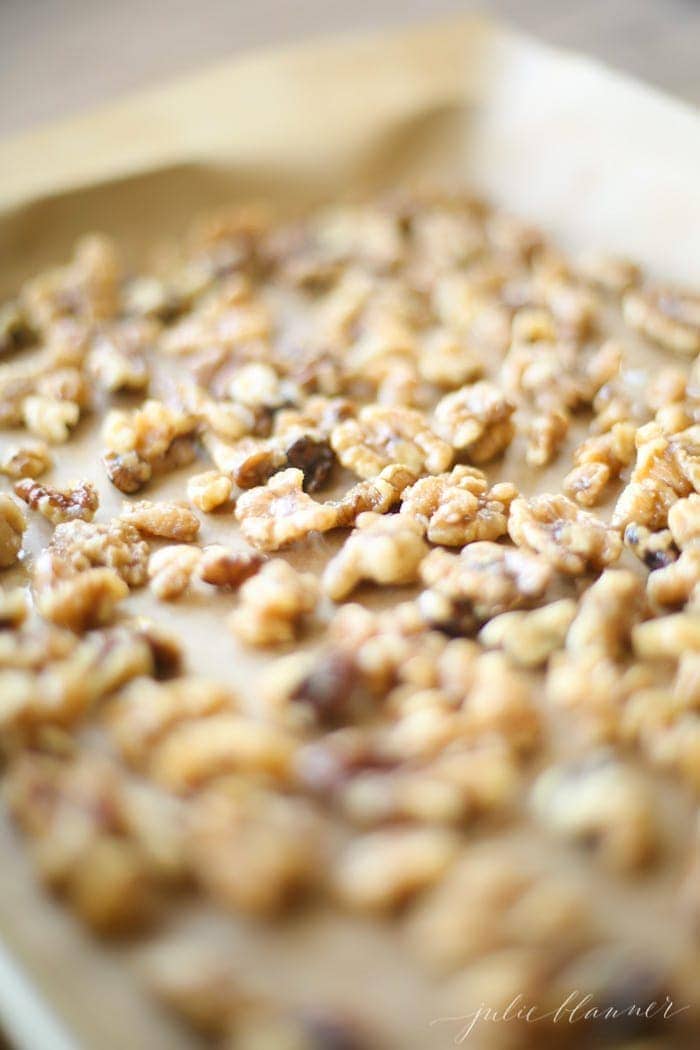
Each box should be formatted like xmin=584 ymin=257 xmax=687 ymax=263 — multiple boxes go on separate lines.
xmin=2 ymin=15 xmax=700 ymax=1050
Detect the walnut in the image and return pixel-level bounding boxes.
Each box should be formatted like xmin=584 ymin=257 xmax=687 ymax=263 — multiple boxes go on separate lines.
xmin=0 ymin=587 xmax=29 ymax=628
xmin=433 ymin=381 xmax=515 ymax=462
xmin=234 ymin=468 xmax=338 ymax=550
xmin=633 ymin=613 xmax=700 ymax=661
xmin=35 ymin=519 xmax=149 ymax=588
xmin=333 ymin=463 xmax=416 ymax=527
xmin=408 ymin=845 xmax=589 ymax=972
xmin=36 ymin=568 xmax=129 ymax=632
xmin=508 ymin=494 xmax=622 ymax=574
xmin=577 ymin=250 xmax=641 ymax=294
xmin=102 ymin=399 xmax=197 ymax=493
xmin=400 ymin=465 xmax=516 ymax=546
xmin=228 ymin=362 xmax=291 ymax=408
xmin=566 ymin=569 xmax=645 ymax=656
xmin=623 ymin=285 xmax=700 ymax=356
xmin=187 ymin=471 xmax=233 ymax=512
xmin=22 ymin=395 xmax=80 ymax=443
xmin=107 ymin=677 xmax=234 ymax=766
xmin=198 ymin=546 xmax=265 ymax=589
xmin=188 ymin=785 xmax=321 ymax=915
xmin=647 ymin=549 xmax=700 ymax=609
xmin=669 ymin=494 xmax=700 ymax=549
xmin=0 ymin=495 xmax=26 ymax=568
xmin=564 ymin=421 xmax=636 ymax=507
xmin=323 ymin=512 xmax=428 ymax=601
xmin=531 ymin=752 xmax=659 ymax=871
xmin=417 ymin=329 xmax=483 ymax=389
xmin=478 ymin=599 xmax=577 ymax=667
xmin=228 ymin=559 xmax=318 ymax=646
xmin=14 ymin=479 xmax=98 ymax=525
xmin=624 ymin=522 xmax=678 ymax=570
xmin=87 ymin=322 xmax=151 ymax=392
xmin=0 ymin=441 xmax=51 ymax=479
xmin=331 ymin=405 xmax=452 ymax=480
xmin=332 ymin=827 xmax=459 ymax=912
xmin=149 ymin=713 xmax=296 ymax=791
xmin=102 ymin=450 xmax=152 ymax=494
xmin=613 ymin=424 xmax=700 ymax=530
xmin=120 ymin=500 xmax=200 ymax=541
xmin=525 ymin=408 xmax=569 ymax=468
xmin=148 ymin=545 xmax=203 ymax=600
xmin=418 ymin=542 xmax=552 ymax=633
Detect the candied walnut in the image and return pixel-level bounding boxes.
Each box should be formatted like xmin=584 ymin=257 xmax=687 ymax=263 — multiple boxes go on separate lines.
xmin=408 ymin=846 xmax=589 ymax=972
xmin=235 ymin=468 xmax=338 ymax=550
xmin=332 ymin=827 xmax=459 ymax=912
xmin=669 ymin=493 xmax=700 ymax=549
xmin=36 ymin=567 xmax=128 ymax=632
xmin=577 ymin=250 xmax=641 ymax=294
xmin=333 ymin=463 xmax=416 ymax=527
xmin=36 ymin=519 xmax=149 ymax=588
xmin=624 ymin=522 xmax=678 ymax=570
xmin=120 ymin=500 xmax=200 ymax=541
xmin=187 ymin=470 xmax=233 ymax=512
xmin=613 ymin=424 xmax=700 ymax=531
xmin=479 ymin=599 xmax=577 ymax=668
xmin=102 ymin=450 xmax=152 ymax=494
xmin=198 ymin=546 xmax=265 ymax=589
xmin=323 ymin=512 xmax=428 ymax=601
xmin=623 ymin=285 xmax=700 ymax=356
xmin=188 ymin=784 xmax=321 ymax=915
xmin=22 ymin=395 xmax=80 ymax=444
xmin=143 ymin=943 xmax=240 ymax=1036
xmin=567 ymin=569 xmax=645 ymax=657
xmin=0 ymin=587 xmax=28 ymax=628
xmin=331 ymin=405 xmax=452 ymax=480
xmin=14 ymin=478 xmax=98 ymax=525
xmin=229 ymin=362 xmax=292 ymax=409
xmin=433 ymin=381 xmax=515 ymax=463
xmin=531 ymin=752 xmax=659 ymax=871
xmin=419 ymin=542 xmax=552 ymax=633
xmin=0 ymin=441 xmax=51 ymax=479
xmin=87 ymin=322 xmax=152 ymax=392
xmin=205 ymin=435 xmax=285 ymax=490
xmin=508 ymin=493 xmax=622 ymax=574
xmin=400 ymin=465 xmax=516 ymax=546
xmin=633 ymin=612 xmax=700 ymax=660
xmin=149 ymin=713 xmax=296 ymax=790
xmin=228 ymin=559 xmax=318 ymax=646
xmin=417 ymin=329 xmax=483 ymax=388
xmin=148 ymin=545 xmax=203 ymax=600
xmin=0 ymin=495 xmax=26 ymax=568
xmin=648 ymin=548 xmax=700 ymax=608
xmin=102 ymin=399 xmax=197 ymax=493
xmin=525 ymin=408 xmax=569 ymax=468
xmin=564 ymin=421 xmax=636 ymax=507
xmin=107 ymin=677 xmax=234 ymax=766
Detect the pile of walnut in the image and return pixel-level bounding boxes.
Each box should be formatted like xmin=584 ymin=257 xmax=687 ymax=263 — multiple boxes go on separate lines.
xmin=2 ymin=189 xmax=700 ymax=1046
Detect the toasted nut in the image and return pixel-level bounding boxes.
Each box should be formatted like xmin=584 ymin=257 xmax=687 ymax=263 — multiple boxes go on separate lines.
xmin=14 ymin=479 xmax=98 ymax=524
xmin=400 ymin=465 xmax=516 ymax=546
xmin=323 ymin=512 xmax=428 ymax=601
xmin=0 ymin=442 xmax=52 ymax=479
xmin=0 ymin=495 xmax=26 ymax=568
xmin=120 ymin=500 xmax=200 ymax=541
xmin=235 ymin=468 xmax=338 ymax=551
xmin=508 ymin=494 xmax=622 ymax=575
xmin=228 ymin=559 xmax=318 ymax=646
xmin=148 ymin=546 xmax=203 ymax=600
xmin=633 ymin=614 xmax=700 ymax=660
xmin=187 ymin=471 xmax=233 ymax=512
xmin=331 ymin=404 xmax=452 ymax=479
xmin=36 ymin=568 xmax=128 ymax=632
xmin=332 ymin=827 xmax=459 ymax=912
xmin=433 ymin=381 xmax=515 ymax=462
xmin=198 ymin=546 xmax=265 ymax=589
xmin=22 ymin=395 xmax=80 ymax=443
